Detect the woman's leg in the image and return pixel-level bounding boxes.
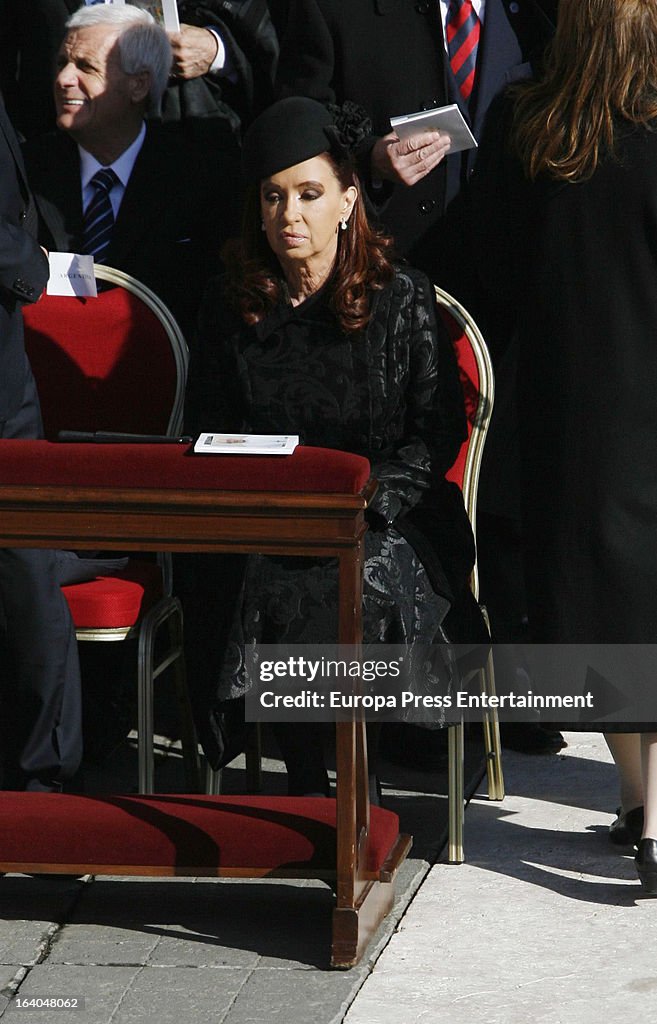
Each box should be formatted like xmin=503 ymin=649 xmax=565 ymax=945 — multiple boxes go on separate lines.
xmin=635 ymin=732 xmax=657 ymax=893
xmin=605 ymin=732 xmax=643 ymax=812
xmin=640 ymin=732 xmax=657 ymax=839
xmin=271 ymin=722 xmax=331 ymax=797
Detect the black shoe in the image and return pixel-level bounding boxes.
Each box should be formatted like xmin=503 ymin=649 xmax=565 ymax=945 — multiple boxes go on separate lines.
xmin=500 ymin=723 xmax=567 ymax=755
xmin=609 ymin=805 xmax=644 ymax=847
xmin=635 ymin=838 xmax=657 ymax=894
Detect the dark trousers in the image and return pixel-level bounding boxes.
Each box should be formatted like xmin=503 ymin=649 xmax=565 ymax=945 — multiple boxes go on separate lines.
xmin=0 ymin=360 xmax=82 ymax=789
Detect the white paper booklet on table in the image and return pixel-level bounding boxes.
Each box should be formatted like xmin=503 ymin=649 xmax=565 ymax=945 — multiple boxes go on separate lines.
xmin=390 ymin=104 xmax=477 ymax=155
xmin=194 ymin=433 xmax=300 ymax=455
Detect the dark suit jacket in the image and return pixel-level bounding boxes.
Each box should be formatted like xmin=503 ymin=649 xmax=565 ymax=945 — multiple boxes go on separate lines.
xmin=22 ymin=124 xmax=242 ymax=339
xmin=0 ymin=100 xmax=49 ymax=423
xmin=0 ymin=0 xmax=78 ymax=140
xmin=276 ymin=0 xmax=554 ymax=284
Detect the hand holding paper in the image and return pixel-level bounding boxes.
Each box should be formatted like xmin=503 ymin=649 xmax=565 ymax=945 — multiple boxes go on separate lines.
xmin=169 ymin=25 xmax=219 ymax=78
xmin=370 ymin=129 xmax=451 ymax=187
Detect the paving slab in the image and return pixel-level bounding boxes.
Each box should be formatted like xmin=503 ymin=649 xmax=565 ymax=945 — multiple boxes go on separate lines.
xmin=0 ymin=968 xmax=20 ymax=1016
xmin=344 ymin=732 xmax=657 ymax=1024
xmin=111 ymin=965 xmax=245 ymax=1024
xmin=223 ymin=966 xmax=357 ymax=1024
xmin=1 ymin=964 xmax=140 ymax=1024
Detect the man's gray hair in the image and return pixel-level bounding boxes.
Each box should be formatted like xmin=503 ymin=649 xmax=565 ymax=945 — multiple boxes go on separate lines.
xmin=66 ymin=5 xmax=172 ymax=109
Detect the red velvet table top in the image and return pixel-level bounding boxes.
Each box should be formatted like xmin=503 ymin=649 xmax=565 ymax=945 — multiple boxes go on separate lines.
xmin=0 ymin=441 xmax=371 ymax=494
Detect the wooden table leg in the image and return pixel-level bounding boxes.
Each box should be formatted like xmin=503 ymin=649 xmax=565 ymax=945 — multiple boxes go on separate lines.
xmin=331 ymin=540 xmax=398 ymax=968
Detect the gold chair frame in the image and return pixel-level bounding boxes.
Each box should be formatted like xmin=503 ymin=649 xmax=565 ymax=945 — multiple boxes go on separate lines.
xmin=434 ymin=285 xmax=505 ymax=864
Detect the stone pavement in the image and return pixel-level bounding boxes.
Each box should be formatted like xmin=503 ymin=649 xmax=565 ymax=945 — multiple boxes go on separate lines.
xmin=345 ymin=732 xmax=657 ymax=1024
xmin=2 ymin=731 xmax=653 ymax=1024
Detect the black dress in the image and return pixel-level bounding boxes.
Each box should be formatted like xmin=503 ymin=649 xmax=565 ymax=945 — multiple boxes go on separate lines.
xmin=475 ymin=103 xmax=657 ymax=643
xmin=185 ymin=266 xmax=482 ymax=752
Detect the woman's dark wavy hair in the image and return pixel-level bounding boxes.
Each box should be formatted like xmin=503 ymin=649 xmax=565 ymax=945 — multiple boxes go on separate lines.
xmin=222 ymin=151 xmax=395 ymax=334
xmin=512 ymin=0 xmax=657 ymax=182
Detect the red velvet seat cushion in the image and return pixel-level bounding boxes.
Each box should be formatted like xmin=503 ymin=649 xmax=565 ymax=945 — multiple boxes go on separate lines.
xmin=63 ymin=560 xmax=163 ymax=629
xmin=0 ymin=794 xmax=400 ymax=874
xmin=0 ymin=442 xmax=371 ymax=494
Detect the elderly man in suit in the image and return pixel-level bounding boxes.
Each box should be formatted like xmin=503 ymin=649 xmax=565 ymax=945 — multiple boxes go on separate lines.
xmin=21 ymin=3 xmax=240 ymax=339
xmin=0 ymin=96 xmax=82 ymax=792
xmin=1 ymin=0 xmax=278 ymax=142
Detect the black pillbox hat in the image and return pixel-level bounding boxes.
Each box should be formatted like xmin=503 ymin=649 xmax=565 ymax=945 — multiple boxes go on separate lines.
xmin=241 ymin=97 xmax=336 ymax=183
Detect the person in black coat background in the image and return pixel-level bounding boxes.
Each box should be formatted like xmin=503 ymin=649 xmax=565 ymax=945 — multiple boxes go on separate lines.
xmin=0 ymin=0 xmax=78 ymax=140
xmin=472 ymin=0 xmax=657 ymax=891
xmin=0 ymin=96 xmax=82 ymax=792
xmin=275 ymin=0 xmax=555 ymax=290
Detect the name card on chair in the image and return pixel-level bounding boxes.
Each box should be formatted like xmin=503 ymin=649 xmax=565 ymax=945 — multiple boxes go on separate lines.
xmin=47 ymin=253 xmax=97 ymax=298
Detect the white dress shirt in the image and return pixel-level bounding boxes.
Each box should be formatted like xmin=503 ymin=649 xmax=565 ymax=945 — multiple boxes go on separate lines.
xmin=79 ymin=121 xmax=146 ymax=218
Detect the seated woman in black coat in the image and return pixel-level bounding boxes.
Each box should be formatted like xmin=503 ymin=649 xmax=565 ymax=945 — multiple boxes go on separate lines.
xmin=186 ymin=97 xmax=483 ymax=797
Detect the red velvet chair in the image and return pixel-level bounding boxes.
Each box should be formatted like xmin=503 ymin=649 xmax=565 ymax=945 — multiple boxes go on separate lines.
xmin=435 ymin=284 xmax=505 ymax=864
xmin=22 ymin=265 xmax=201 ymax=793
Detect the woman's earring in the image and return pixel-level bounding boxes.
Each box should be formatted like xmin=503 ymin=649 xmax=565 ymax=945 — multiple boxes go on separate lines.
xmin=261 ymin=220 xmax=266 ymax=232
xmin=340 ymin=218 xmax=348 ymax=231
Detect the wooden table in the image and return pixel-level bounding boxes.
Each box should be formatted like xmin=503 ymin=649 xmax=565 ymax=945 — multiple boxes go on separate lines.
xmin=0 ymin=440 xmax=411 ymax=968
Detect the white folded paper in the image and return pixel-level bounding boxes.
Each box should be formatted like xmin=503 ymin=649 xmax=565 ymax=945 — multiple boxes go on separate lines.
xmin=47 ymin=252 xmax=97 ymax=298
xmin=194 ymin=433 xmax=300 ymax=455
xmin=390 ymin=103 xmax=477 ymax=155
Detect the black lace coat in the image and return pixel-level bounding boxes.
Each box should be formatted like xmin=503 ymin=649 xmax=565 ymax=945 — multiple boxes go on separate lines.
xmin=183 ymin=267 xmax=479 ymax=747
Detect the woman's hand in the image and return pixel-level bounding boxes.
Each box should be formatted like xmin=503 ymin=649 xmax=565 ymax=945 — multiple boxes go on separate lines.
xmin=370 ymin=129 xmax=451 ymax=187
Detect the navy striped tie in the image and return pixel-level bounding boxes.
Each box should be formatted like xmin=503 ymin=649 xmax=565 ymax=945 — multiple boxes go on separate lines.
xmin=82 ymin=167 xmax=118 ymax=264
xmin=446 ymin=0 xmax=481 ymax=103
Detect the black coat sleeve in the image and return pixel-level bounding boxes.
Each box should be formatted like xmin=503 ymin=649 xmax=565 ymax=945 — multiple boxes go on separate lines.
xmin=0 ymin=216 xmax=48 ymax=308
xmin=185 ymin=276 xmax=246 ymax=436
xmin=367 ymin=269 xmax=467 ymax=524
xmin=177 ymin=0 xmax=279 ymax=122
xmin=275 ymin=0 xmax=338 ymax=104
xmin=469 ymin=91 xmax=527 ymax=362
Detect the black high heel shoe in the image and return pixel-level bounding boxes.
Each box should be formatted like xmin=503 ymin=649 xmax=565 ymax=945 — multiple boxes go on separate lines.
xmin=635 ymin=839 xmax=657 ymax=894
xmin=609 ymin=805 xmax=644 ymax=847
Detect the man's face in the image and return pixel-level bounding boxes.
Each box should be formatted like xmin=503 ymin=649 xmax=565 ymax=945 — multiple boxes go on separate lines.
xmin=54 ymin=25 xmax=141 ymax=145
